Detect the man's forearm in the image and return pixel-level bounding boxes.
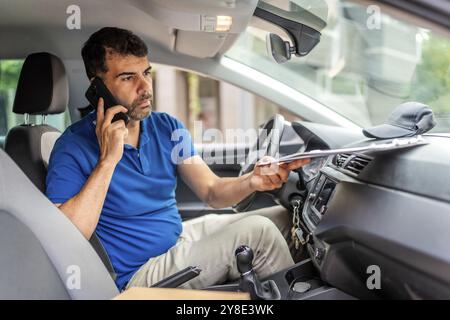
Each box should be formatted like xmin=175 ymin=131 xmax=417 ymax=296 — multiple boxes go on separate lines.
xmin=207 ymin=173 xmax=256 ymax=209
xmin=58 ymin=161 xmax=116 ymax=239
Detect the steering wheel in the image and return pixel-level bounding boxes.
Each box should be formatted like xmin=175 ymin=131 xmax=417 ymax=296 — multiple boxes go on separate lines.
xmin=233 ymin=114 xmax=285 ymax=212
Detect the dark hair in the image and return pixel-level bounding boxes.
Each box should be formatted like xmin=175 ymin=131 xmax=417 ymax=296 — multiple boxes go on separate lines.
xmin=81 ymin=27 xmax=148 ymax=79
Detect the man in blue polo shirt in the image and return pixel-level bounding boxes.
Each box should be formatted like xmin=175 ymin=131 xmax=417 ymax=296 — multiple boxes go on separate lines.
xmin=46 ymin=27 xmax=310 ymax=291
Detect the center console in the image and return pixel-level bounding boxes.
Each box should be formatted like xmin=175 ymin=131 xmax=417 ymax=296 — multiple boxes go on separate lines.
xmin=206 ymin=258 xmax=355 ymax=299
xmin=303 ymin=172 xmax=338 ymax=231
xmin=301 ymin=169 xmax=344 ymax=272
xmin=205 ymin=168 xmax=354 ymax=299
xmin=206 ymin=166 xmax=355 ymax=299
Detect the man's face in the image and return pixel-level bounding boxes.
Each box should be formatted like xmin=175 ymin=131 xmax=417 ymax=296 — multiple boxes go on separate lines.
xmin=100 ymin=51 xmax=153 ymax=121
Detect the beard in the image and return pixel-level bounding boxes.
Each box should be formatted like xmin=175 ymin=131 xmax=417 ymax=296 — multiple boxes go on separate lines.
xmin=126 ymin=92 xmax=153 ymax=121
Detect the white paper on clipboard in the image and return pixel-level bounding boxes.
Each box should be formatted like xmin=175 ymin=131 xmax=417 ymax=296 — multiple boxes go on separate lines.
xmin=256 ymin=136 xmax=428 ymax=166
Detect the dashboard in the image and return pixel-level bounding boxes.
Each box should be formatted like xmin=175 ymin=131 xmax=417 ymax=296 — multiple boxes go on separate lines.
xmin=286 ymin=121 xmax=450 ymax=299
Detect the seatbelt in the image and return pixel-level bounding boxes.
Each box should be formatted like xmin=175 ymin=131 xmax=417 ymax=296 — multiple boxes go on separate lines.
xmin=89 ymin=233 xmax=117 ymax=281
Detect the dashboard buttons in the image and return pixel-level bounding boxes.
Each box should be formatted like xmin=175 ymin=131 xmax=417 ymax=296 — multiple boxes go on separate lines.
xmin=315 ymin=174 xmax=326 ymax=191
xmin=314 ymin=247 xmax=326 ymax=264
xmin=309 ymin=213 xmax=321 ymax=225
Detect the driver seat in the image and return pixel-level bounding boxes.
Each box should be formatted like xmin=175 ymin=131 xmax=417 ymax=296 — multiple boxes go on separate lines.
xmin=4 ymin=52 xmax=116 ymax=281
xmin=5 ymin=52 xmax=66 ymax=192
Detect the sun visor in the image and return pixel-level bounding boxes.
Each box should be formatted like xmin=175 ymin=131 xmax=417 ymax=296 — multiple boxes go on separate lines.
xmin=175 ymin=31 xmax=228 ymax=58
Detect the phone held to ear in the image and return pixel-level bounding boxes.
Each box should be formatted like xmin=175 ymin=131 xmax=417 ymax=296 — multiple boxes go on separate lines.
xmin=85 ymin=77 xmax=130 ymax=125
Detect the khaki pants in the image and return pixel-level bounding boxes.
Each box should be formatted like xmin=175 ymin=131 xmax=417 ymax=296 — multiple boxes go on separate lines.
xmin=125 ymin=205 xmax=297 ymax=290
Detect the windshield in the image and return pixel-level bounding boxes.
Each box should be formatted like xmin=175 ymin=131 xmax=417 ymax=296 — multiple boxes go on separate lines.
xmin=225 ymin=0 xmax=450 ymax=132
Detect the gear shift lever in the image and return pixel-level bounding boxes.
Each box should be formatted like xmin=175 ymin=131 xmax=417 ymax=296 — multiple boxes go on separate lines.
xmin=235 ymin=245 xmax=281 ymax=300
xmin=236 ymin=245 xmax=254 ymax=274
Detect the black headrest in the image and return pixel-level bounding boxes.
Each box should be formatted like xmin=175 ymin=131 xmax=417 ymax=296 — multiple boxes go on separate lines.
xmin=13 ymin=52 xmax=68 ymax=115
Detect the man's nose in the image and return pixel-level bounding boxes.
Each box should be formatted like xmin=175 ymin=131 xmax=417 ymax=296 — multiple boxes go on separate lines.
xmin=137 ymin=75 xmax=152 ymax=95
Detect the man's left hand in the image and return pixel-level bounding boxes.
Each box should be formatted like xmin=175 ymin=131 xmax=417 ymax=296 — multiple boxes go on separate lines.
xmin=249 ymin=156 xmax=310 ymax=192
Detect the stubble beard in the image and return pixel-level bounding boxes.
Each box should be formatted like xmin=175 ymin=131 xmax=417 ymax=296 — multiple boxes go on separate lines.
xmin=126 ymin=92 xmax=153 ymax=121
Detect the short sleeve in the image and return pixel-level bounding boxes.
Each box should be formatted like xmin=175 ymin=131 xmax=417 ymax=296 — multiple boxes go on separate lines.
xmin=164 ymin=113 xmax=197 ymax=164
xmin=45 ymin=140 xmax=88 ymax=204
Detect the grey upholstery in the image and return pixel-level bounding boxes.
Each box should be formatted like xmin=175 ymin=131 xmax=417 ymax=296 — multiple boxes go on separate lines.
xmin=41 ymin=131 xmax=61 ymax=168
xmin=5 ymin=125 xmax=60 ymax=192
xmin=0 ymin=149 xmax=119 ymax=299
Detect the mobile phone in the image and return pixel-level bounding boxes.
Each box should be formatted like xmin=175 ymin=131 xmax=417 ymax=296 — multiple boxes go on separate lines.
xmin=85 ymin=77 xmax=130 ymax=125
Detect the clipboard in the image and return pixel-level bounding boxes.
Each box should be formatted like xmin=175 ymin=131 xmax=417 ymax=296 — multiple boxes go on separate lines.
xmin=257 ymin=136 xmax=428 ymax=166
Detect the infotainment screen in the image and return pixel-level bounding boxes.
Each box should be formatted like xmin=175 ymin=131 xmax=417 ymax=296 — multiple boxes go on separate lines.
xmin=313 ymin=178 xmax=337 ymax=215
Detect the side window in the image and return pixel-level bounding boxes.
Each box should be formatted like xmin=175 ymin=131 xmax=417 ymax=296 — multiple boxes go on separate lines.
xmin=0 ymin=60 xmax=24 ymax=148
xmin=0 ymin=60 xmax=71 ymax=149
xmin=151 ymin=64 xmax=302 ymax=144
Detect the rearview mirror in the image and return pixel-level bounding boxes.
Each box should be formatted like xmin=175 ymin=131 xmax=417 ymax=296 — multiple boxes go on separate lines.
xmin=256 ymin=1 xmax=327 ymax=63
xmin=266 ymin=33 xmax=292 ymax=64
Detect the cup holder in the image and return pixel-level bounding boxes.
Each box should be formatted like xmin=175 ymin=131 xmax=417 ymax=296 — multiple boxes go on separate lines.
xmin=284 ymin=258 xmax=324 ymax=297
xmin=285 ymin=258 xmax=317 ymax=284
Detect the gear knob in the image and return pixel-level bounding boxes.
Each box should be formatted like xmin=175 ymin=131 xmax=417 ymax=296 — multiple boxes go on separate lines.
xmin=235 ymin=245 xmax=254 ymax=274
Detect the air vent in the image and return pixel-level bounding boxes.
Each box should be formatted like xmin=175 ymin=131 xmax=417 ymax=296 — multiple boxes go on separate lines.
xmin=335 ymin=153 xmax=351 ymax=167
xmin=345 ymin=155 xmax=372 ymax=175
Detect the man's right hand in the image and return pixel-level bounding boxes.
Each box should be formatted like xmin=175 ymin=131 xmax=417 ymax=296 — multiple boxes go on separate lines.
xmin=95 ymin=98 xmax=129 ymax=166
xmin=54 ymin=98 xmax=128 ymax=239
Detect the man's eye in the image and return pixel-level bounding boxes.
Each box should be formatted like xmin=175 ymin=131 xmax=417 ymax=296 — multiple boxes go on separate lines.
xmin=144 ymin=71 xmax=152 ymax=78
xmin=122 ymin=76 xmax=133 ymax=81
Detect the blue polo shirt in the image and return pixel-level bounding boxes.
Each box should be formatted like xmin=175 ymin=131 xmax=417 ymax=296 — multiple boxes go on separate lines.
xmin=46 ymin=111 xmax=196 ymax=290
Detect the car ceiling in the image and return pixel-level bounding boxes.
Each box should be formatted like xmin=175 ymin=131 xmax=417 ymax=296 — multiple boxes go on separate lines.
xmin=0 ymin=0 xmax=259 ymax=59
xmin=2 ymin=0 xmax=448 ymax=60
